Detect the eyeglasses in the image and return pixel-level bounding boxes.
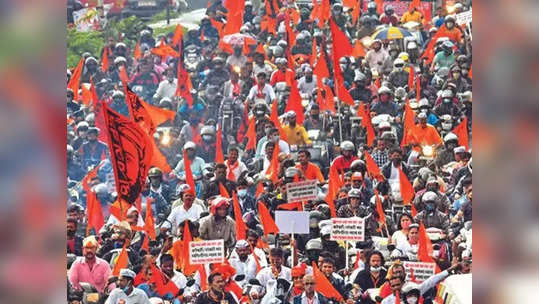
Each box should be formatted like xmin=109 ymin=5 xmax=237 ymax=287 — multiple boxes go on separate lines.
xmin=304 ymin=282 xmax=315 ymax=285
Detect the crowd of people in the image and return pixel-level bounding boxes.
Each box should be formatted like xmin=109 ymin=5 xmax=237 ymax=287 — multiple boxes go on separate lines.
xmin=67 ymin=0 xmax=472 ymax=303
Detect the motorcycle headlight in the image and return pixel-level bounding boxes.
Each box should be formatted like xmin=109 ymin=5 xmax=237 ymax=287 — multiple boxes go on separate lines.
xmin=233 ymin=65 xmax=241 ymax=74
xmin=422 ymin=145 xmax=434 ymax=157
xmin=161 ymin=133 xmax=171 ymax=146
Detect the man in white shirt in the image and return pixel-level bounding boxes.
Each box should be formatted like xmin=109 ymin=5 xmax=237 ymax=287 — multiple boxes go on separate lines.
xmin=159 ymin=254 xmax=187 ymax=290
xmin=226 ymin=44 xmax=249 ymax=68
xmin=246 ymin=229 xmax=268 ymax=268
xmin=256 ymin=247 xmax=291 ymax=286
xmin=297 ymin=67 xmax=317 ymax=97
xmin=293 ymin=274 xmax=329 ymax=304
xmin=247 ymin=72 xmax=276 ymax=105
xmin=105 ymin=268 xmax=151 ymax=304
xmin=153 ymin=68 xmax=177 ymax=102
xmin=252 ymin=52 xmax=274 ymax=79
xmin=228 ymin=240 xmax=258 ymax=282
xmin=161 ymin=190 xmax=203 ymax=235
xmin=365 ymin=39 xmax=390 ymax=75
xmin=224 ymin=146 xmax=248 ymax=182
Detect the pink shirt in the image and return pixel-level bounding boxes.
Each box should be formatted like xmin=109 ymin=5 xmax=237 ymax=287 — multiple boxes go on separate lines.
xmin=69 ymin=257 xmax=111 ymax=292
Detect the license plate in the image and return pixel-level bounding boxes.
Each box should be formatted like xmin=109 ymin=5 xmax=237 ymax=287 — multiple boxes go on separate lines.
xmin=138 ymin=1 xmax=156 ymax=6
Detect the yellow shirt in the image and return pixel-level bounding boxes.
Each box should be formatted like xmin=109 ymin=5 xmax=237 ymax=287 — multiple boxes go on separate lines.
xmin=401 ymin=10 xmax=423 ymax=24
xmin=282 ymin=124 xmax=312 ymax=146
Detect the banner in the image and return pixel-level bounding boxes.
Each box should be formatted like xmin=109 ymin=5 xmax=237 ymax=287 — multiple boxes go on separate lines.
xmin=73 ymin=8 xmax=100 ymax=32
xmin=286 ymin=180 xmax=318 ymax=203
xmin=362 ymin=1 xmax=432 ymax=21
xmin=102 ymin=103 xmax=153 ymax=204
xmin=403 ymin=261 xmax=436 ymax=283
xmin=330 ymin=217 xmax=365 ymax=241
xmin=189 ymin=240 xmax=225 ymax=265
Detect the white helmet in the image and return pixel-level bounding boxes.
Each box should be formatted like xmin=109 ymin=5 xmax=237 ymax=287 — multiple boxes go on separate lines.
xmin=378 ymin=86 xmax=392 ymax=95
xmin=184 ymin=141 xmax=196 ymax=150
xmin=393 ymin=58 xmax=405 ymax=68
xmin=441 ymin=90 xmax=454 ymax=99
xmin=422 ymin=191 xmax=438 ymax=203
xmin=444 ymin=132 xmax=458 ymax=143
xmin=340 ymin=140 xmax=355 ymax=151
xmin=402 ymin=282 xmax=420 ymax=294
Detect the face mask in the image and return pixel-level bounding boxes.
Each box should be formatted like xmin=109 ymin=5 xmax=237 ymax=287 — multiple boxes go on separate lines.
xmin=425 ymin=203 xmax=435 ymax=212
xmin=453 ymin=72 xmax=461 ymax=79
xmin=67 ymin=230 xmax=75 ymax=237
xmin=238 ymin=189 xmax=247 ymax=197
xmin=395 ymin=66 xmax=403 ymax=72
xmin=392 ymin=157 xmax=402 ymax=164
xmin=443 ymin=98 xmax=452 ymax=104
xmin=122 ymin=285 xmax=131 ymax=294
xmin=202 ymin=135 xmax=213 ymax=141
xmin=446 ymin=22 xmax=454 ymax=28
xmin=370 ymin=266 xmax=382 ymax=272
xmin=407 ymin=297 xmax=418 ymax=304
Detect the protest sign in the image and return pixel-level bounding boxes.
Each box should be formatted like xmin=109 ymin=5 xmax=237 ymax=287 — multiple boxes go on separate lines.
xmin=330 ymin=217 xmax=365 ymax=241
xmin=189 ymin=240 xmax=224 ymax=265
xmin=275 ymin=211 xmax=310 ymax=234
xmin=456 ymin=10 xmax=473 ymax=25
xmin=403 ymin=261 xmax=436 ymax=283
xmin=286 ymin=180 xmax=318 ymax=203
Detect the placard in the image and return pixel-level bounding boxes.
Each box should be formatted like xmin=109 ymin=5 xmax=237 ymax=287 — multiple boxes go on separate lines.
xmin=456 ymin=10 xmax=473 ymax=25
xmin=330 ymin=217 xmax=365 ymax=241
xmin=275 ymin=211 xmax=310 ymax=234
xmin=286 ymin=180 xmax=318 ymax=203
xmin=189 ymin=240 xmax=224 ymax=265
xmin=403 ymin=261 xmax=436 ymax=283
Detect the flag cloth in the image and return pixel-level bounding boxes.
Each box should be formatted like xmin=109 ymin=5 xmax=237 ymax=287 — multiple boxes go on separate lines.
xmin=81 ymin=84 xmax=92 ymax=106
xmin=330 ymin=18 xmax=355 ymax=105
xmin=312 ymin=262 xmax=344 ymax=301
xmin=215 ymin=125 xmax=225 ymax=163
xmin=352 ymin=40 xmax=366 ymax=58
xmin=375 ymin=189 xmax=386 ymax=226
xmin=255 ymin=182 xmax=264 ymax=198
xmin=109 ymin=199 xmax=131 ymax=222
xmin=198 ymin=264 xmax=208 ymax=291
xmin=277 ymin=201 xmax=303 ymax=211
xmin=270 ymin=99 xmax=287 ymax=140
xmin=124 ymin=86 xmax=157 ymax=135
xmin=285 ymin=81 xmax=305 ymax=125
xmin=81 ymin=162 xmax=103 ymax=192
xmin=151 ymin=41 xmax=179 ymax=59
xmin=68 ymin=57 xmax=84 ymax=101
xmin=266 ymin=140 xmax=281 ymax=183
xmin=134 ymin=42 xmax=142 ymax=60
xmin=401 ymin=100 xmax=417 ymax=148
xmin=399 ymin=168 xmax=414 ymax=205
xmin=258 ymin=202 xmax=279 ymax=236
xmin=375 ymin=0 xmax=384 ymax=14
xmin=411 ymin=203 xmax=418 ymax=217
xmin=408 ymin=65 xmax=415 ymax=90
xmin=144 ymin=197 xmax=156 ymax=240
xmin=358 ymin=102 xmax=376 ymax=147
xmin=172 ymin=24 xmax=184 ymax=46
xmin=219 ymin=182 xmax=230 ymax=198
xmin=102 ymin=103 xmax=153 ymax=204
xmin=182 ymin=149 xmax=196 ymax=193
xmin=410 ymin=0 xmax=421 ymax=10
xmin=232 ymin=191 xmax=248 ymax=240
xmin=416 ymin=74 xmax=421 ymax=99
xmin=395 ymin=290 xmax=401 ymax=304
xmin=418 ymin=222 xmax=435 ymax=263
xmin=452 ymin=117 xmax=469 ymax=150
xmin=175 ymin=63 xmax=194 ymax=106
xmin=364 ymin=151 xmax=384 ymax=181
xmin=142 ymin=100 xmax=176 ymax=127
xmin=86 ymin=190 xmax=105 ymax=233
xmin=112 ymin=244 xmax=128 ymax=276
xmin=150 ymin=140 xmax=172 ymax=173
xmin=150 ymin=264 xmax=180 ymax=297
xmin=101 ymin=47 xmax=109 ymax=72
xmin=245 ymin=117 xmax=257 ymax=151
xmin=119 ymin=65 xmax=129 ymax=84
xmin=223 ymin=0 xmax=245 ymax=35
xmin=325 ymin=165 xmax=342 ymax=218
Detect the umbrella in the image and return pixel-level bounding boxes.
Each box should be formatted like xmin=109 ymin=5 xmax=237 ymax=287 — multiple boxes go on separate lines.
xmin=221 ymin=33 xmax=257 ymax=46
xmin=371 ymin=26 xmax=413 ymax=40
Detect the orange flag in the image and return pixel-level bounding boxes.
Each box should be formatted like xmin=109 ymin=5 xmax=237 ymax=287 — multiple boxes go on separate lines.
xmin=395 ymin=290 xmax=401 ymax=304
xmin=401 ymin=100 xmax=417 ymax=148
xmin=399 ymin=168 xmax=415 ymax=205
xmin=452 ymin=117 xmax=469 ymax=150
xmin=112 ymin=243 xmax=129 ymax=276
xmin=109 ymin=199 xmax=131 ymax=222
xmin=358 ymin=102 xmax=376 ymax=147
xmin=468 ymin=65 xmax=472 ymax=79
xmin=119 ymin=65 xmax=129 ymax=84
xmin=408 ymin=65 xmax=415 ymax=90
xmin=81 ymin=162 xmax=103 ymax=192
xmin=142 ymin=100 xmax=176 ymax=126
xmin=375 ymin=77 xmax=381 ymax=89
xmin=198 ymin=265 xmax=208 ymax=291
xmin=176 ymin=63 xmax=194 ymax=106
xmin=67 ymin=57 xmax=84 ymax=101
xmin=101 ymin=47 xmax=109 ymax=72
xmin=145 ymin=198 xmax=156 ymax=240
xmin=258 ymin=202 xmax=279 ymax=236
xmin=232 ymin=191 xmax=248 ymax=240
xmin=181 ymin=221 xmax=197 ymax=276
xmin=134 ymin=41 xmax=142 ymax=60
xmin=325 ymin=165 xmax=342 ymax=218
xmin=352 ymin=40 xmax=366 ymax=58
xmin=150 ymin=140 xmax=172 ymax=173
xmin=250 ymin=244 xmax=262 ymax=272
xmin=172 ymin=24 xmax=184 ymax=46
xmin=267 ymin=140 xmax=281 ymax=183
xmin=416 ymin=74 xmax=421 ymax=99
xmin=223 ymin=0 xmax=245 ymax=35
xmin=150 ymin=264 xmax=180 ymax=297
xmin=270 ymin=99 xmax=287 ymax=140
xmin=277 ymin=202 xmax=303 ymax=211
xmin=410 ymin=0 xmax=421 ymax=10
xmin=80 ymin=84 xmax=92 ymax=106
xmin=210 ymin=18 xmax=224 ymax=37
xmin=375 ymin=189 xmax=386 ymax=226
xmin=375 ymin=0 xmax=384 ymax=14
xmin=183 ymin=150 xmax=196 ymax=193
xmin=151 ymin=41 xmax=179 ymax=59
xmin=245 ymin=117 xmax=257 ymax=151
xmin=418 ymin=222 xmax=435 ymax=263
xmin=219 ymin=182 xmax=230 ymax=198
xmin=285 ymin=82 xmax=305 ymax=125
xmin=364 ymin=150 xmax=384 ymax=181
xmin=86 ymin=190 xmax=105 ymax=234
xmin=323 ymin=83 xmax=337 ymax=113
xmin=215 ymin=125 xmax=225 ymax=163
xmin=255 ymin=182 xmax=264 ymax=198
xmin=411 ymin=203 xmax=418 ymax=217
xmin=312 ymin=262 xmax=344 ymax=301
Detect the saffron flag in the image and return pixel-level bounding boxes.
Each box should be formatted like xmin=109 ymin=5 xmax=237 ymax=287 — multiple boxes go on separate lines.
xmin=215 ymin=125 xmax=225 ymax=163
xmin=176 ymin=63 xmax=194 ymax=106
xmin=145 ymin=197 xmax=156 ymax=240
xmin=119 ymin=65 xmax=129 ymax=84
xmin=325 ymin=164 xmax=342 ymax=218
xmin=352 ymin=40 xmax=366 ymax=58
xmin=375 ymin=189 xmax=386 ymax=226
xmin=223 ymin=0 xmax=245 ymax=35
xmin=266 ymin=140 xmax=281 ymax=183
xmin=101 ymin=47 xmax=109 ymax=72
xmin=330 ymin=18 xmax=355 ymax=105
xmin=150 ymin=264 xmax=180 ymax=297
xmin=81 ymin=162 xmax=103 ymax=192
xmin=182 ymin=149 xmax=196 ymax=193
xmin=67 ymin=58 xmax=84 ymax=101
xmin=408 ymin=65 xmax=415 ymax=90
xmin=312 ymin=262 xmax=344 ymax=301
xmin=364 ymin=150 xmax=384 ymax=181
xmin=418 ymin=222 xmax=435 ymax=263
xmin=401 ymin=100 xmax=417 ymax=148
xmin=285 ymin=81 xmax=305 ymax=125
xmin=358 ymin=102 xmax=376 ymax=147
xmin=86 ymin=190 xmax=105 ymax=233
xmin=124 ymin=86 xmax=157 ymax=135
xmin=452 ymin=117 xmax=469 ymax=150
xmin=181 ymin=220 xmax=197 ymax=276
xmin=112 ymin=244 xmax=128 ymax=276
xmin=245 ymin=117 xmax=257 ymax=151
xmin=399 ymin=168 xmax=415 ymax=205
xmin=134 ymin=42 xmax=142 ymax=60
xmin=258 ymin=201 xmax=279 ymax=236
xmin=102 ymin=103 xmax=153 ymax=204
xmin=277 ymin=202 xmax=303 ymax=211
xmin=151 ymin=41 xmax=179 ymax=59
xmin=219 ymin=182 xmax=230 ymax=198
xmin=172 ymin=24 xmax=184 ymax=47
xmin=232 ymin=191 xmax=248 ymax=240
